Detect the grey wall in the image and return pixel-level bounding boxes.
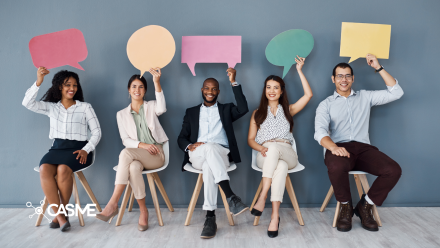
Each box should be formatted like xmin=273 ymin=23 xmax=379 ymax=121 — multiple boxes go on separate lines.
xmin=1 ymin=0 xmax=439 ymax=208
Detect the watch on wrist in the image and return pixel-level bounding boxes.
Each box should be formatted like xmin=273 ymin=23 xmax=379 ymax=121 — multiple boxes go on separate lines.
xmin=375 ymin=65 xmax=384 ymax=73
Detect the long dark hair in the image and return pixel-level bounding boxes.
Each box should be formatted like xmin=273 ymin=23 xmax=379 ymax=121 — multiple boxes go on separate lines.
xmin=255 ymin=75 xmax=294 ymax=132
xmin=40 ymin=70 xmax=84 ymax=102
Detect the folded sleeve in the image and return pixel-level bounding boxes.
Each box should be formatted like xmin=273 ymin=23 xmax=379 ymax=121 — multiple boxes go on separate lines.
xmin=369 ymin=79 xmax=404 ymax=106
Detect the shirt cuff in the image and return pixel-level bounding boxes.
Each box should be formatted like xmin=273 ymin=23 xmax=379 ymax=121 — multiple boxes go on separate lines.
xmin=231 ymin=81 xmax=239 ymax=87
xmin=386 ymin=78 xmax=399 ymax=92
xmin=185 ymin=144 xmax=191 ymax=152
xmin=31 ymin=81 xmax=40 ymax=90
xmin=315 ymin=133 xmax=330 ymax=146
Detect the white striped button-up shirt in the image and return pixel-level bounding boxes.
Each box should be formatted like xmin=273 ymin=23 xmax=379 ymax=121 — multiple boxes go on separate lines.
xmin=22 ymin=82 xmax=101 ymax=153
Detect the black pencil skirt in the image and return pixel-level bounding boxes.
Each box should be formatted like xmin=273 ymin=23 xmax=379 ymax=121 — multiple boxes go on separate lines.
xmin=39 ymin=139 xmax=94 ymax=172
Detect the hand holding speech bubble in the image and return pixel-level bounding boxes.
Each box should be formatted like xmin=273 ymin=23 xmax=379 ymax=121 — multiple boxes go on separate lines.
xmin=181 ymin=36 xmax=241 ymax=76
xmin=29 ymin=28 xmax=88 ymax=70
xmin=340 ymin=22 xmax=391 ymax=63
xmin=265 ymin=29 xmax=314 ymax=78
xmin=127 ymin=25 xmax=176 ymax=77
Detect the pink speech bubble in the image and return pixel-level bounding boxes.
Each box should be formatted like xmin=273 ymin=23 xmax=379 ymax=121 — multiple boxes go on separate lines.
xmin=181 ymin=36 xmax=241 ymax=76
xmin=29 ymin=28 xmax=88 ymax=70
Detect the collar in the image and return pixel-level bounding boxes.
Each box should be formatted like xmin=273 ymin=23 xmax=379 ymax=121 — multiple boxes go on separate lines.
xmin=201 ymin=102 xmax=218 ymax=108
xmin=57 ymin=100 xmax=81 ymax=108
xmin=130 ymin=104 xmax=144 ymax=114
xmin=333 ymin=89 xmax=356 ymax=99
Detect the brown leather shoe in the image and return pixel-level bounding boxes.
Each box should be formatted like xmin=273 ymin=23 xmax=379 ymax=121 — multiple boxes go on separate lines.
xmin=336 ymin=201 xmax=353 ymax=232
xmin=354 ymin=194 xmax=379 ymax=231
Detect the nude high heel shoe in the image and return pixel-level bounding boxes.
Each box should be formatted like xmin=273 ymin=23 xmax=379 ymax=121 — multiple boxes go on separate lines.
xmin=95 ymin=208 xmax=119 ymax=223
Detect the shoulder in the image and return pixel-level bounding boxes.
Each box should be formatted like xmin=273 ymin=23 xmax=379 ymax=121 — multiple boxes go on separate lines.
xmin=318 ymin=95 xmax=333 ymax=106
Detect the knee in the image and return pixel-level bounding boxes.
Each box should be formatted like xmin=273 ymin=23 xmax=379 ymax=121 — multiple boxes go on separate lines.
xmin=385 ymin=161 xmax=402 ymax=178
xmin=129 ymin=162 xmax=143 ymax=175
xmin=326 ymin=161 xmax=349 ymax=175
xmin=265 ymin=143 xmax=280 ymax=155
xmin=57 ymin=165 xmax=72 ymax=181
xmin=40 ymin=164 xmax=55 ymax=178
xmin=119 ymin=148 xmax=130 ymax=160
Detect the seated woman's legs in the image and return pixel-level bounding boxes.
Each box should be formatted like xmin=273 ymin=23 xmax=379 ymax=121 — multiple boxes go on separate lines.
xmin=55 ymin=164 xmax=73 ymax=225
xmin=128 ymin=160 xmax=149 ymax=226
xmin=40 ymin=163 xmax=71 ymax=225
xmin=268 ymin=160 xmax=289 ymax=231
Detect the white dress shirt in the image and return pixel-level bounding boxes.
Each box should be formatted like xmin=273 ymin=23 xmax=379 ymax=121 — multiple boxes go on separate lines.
xmin=197 ymin=102 xmax=229 ymax=147
xmin=22 ymin=82 xmax=102 ymax=153
xmin=314 ymin=80 xmax=404 ymax=145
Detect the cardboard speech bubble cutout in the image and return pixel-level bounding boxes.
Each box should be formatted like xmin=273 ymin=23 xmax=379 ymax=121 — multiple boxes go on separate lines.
xmin=265 ymin=29 xmax=314 ymax=78
xmin=29 ymin=28 xmax=88 ymax=70
xmin=127 ymin=25 xmax=176 ymax=77
xmin=340 ymin=22 xmax=391 ymax=63
xmin=181 ymin=36 xmax=241 ymax=76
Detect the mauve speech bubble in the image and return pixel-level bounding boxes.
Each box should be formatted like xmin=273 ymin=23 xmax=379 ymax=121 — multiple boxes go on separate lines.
xmin=181 ymin=36 xmax=241 ymax=76
xmin=29 ymin=28 xmax=88 ymax=70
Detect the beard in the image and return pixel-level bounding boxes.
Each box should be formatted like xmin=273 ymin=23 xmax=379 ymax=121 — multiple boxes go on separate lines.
xmin=202 ymin=92 xmax=218 ymax=104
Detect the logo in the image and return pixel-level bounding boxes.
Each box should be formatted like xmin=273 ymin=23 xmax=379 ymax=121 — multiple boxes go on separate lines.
xmin=27 ymin=201 xmax=97 ymax=222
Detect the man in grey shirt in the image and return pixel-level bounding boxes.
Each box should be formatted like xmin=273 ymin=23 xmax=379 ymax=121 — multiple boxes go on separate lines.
xmin=314 ymin=54 xmax=403 ymax=232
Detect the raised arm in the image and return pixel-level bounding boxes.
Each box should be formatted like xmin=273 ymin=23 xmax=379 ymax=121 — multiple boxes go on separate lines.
xmin=148 ymin=68 xmax=166 ymax=115
xmin=289 ymin=56 xmax=313 ymax=116
xmin=365 ymin=54 xmax=404 ymax=106
xmin=22 ymin=67 xmax=53 ymax=115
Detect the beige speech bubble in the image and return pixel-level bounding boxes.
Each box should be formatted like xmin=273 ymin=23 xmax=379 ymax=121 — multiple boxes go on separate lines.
xmin=127 ymin=25 xmax=176 ymax=77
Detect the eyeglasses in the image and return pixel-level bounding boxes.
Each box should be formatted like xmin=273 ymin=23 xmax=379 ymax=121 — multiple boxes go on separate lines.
xmin=335 ymin=74 xmax=353 ymax=80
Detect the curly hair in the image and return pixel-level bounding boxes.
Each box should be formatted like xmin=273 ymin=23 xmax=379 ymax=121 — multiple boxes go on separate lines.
xmin=40 ymin=70 xmax=84 ymax=102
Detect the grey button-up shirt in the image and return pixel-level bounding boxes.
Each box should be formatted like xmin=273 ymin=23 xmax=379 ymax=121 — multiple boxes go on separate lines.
xmin=314 ymin=80 xmax=404 ymax=145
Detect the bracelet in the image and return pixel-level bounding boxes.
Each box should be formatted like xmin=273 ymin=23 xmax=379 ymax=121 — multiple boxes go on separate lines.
xmin=375 ymin=66 xmax=384 ymax=73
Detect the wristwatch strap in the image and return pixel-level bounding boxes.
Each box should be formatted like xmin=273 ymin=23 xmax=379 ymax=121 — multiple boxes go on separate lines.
xmin=375 ymin=66 xmax=384 ymax=73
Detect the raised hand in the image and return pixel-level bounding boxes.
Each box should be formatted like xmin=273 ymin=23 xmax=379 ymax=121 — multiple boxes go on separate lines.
xmin=36 ymin=67 xmax=50 ymax=86
xmin=226 ymin=68 xmax=236 ymax=83
xmin=366 ymin=53 xmax=381 ymax=70
xmin=149 ymin=67 xmax=162 ymax=84
xmin=295 ymin=55 xmax=305 ymax=71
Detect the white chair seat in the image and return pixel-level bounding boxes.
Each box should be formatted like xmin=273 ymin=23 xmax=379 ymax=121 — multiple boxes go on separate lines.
xmin=348 ymin=171 xmax=368 ymax=174
xmin=183 ymin=163 xmax=237 ymax=174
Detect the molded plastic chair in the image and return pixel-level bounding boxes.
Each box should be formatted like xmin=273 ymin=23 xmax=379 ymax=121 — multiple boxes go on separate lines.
xmin=183 ymin=162 xmax=237 ymax=226
xmin=112 ymin=141 xmax=173 ymax=227
xmin=33 ymin=151 xmax=101 ymax=227
xmin=319 ymin=148 xmax=382 ymax=227
xmin=249 ymin=138 xmax=305 ymax=226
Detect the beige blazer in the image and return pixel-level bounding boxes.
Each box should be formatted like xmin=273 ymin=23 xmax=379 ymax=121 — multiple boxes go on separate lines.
xmin=116 ymin=90 xmax=168 ymax=148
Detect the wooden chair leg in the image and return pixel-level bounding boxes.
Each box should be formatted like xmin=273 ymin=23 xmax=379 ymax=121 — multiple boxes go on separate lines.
xmin=185 ymin=174 xmax=203 ymax=226
xmin=72 ymin=173 xmax=84 ymax=227
xmin=152 ymin=173 xmax=174 ymax=212
xmin=75 ymin=171 xmax=102 ymax=212
xmin=320 ymin=186 xmax=334 ymax=212
xmin=332 ymin=201 xmax=341 ymax=227
xmin=358 ymin=174 xmax=382 ymax=227
xmin=219 ymin=186 xmax=235 ymax=226
xmin=128 ymin=192 xmax=135 ymax=212
xmin=353 ymin=174 xmax=364 ymax=198
xmin=147 ymin=174 xmax=164 ymax=226
xmin=285 ymin=176 xmax=304 ymax=226
xmin=115 ymin=184 xmax=132 ymax=226
xmin=35 ymin=196 xmax=49 ymax=226
xmin=250 ymin=179 xmax=263 ymax=226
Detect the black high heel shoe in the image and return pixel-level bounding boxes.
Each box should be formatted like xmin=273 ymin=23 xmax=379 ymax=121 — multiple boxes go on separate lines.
xmin=267 ymin=217 xmax=280 ymax=238
xmin=251 ymin=208 xmax=263 ymax=216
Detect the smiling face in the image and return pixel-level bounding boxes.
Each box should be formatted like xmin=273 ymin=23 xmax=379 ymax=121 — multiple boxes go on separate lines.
xmin=201 ymin=79 xmax=220 ymax=105
xmin=59 ymin=77 xmax=78 ymax=100
xmin=265 ymin=80 xmax=282 ymax=102
xmin=129 ymin=79 xmax=146 ymax=101
xmin=332 ymin=67 xmax=354 ymax=94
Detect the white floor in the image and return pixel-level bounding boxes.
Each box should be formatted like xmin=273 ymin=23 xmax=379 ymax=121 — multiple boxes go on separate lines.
xmin=0 ymin=207 xmax=439 ymax=248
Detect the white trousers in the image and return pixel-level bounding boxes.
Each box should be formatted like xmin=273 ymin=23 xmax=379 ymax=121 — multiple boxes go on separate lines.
xmin=189 ymin=142 xmax=230 ymax=210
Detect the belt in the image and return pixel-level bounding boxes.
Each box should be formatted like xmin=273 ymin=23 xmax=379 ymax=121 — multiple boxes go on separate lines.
xmin=262 ymin=139 xmax=291 ymax=145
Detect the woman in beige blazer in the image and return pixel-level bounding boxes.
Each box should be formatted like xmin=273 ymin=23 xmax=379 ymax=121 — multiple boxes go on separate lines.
xmin=96 ymin=68 xmax=168 ymax=231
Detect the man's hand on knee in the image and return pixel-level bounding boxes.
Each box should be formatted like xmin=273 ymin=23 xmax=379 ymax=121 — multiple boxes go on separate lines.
xmin=188 ymin=142 xmax=205 ymax=152
xmin=329 ymin=146 xmax=350 ymax=158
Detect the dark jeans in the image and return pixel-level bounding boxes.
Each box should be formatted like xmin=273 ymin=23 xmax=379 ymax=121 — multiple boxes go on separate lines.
xmin=324 ymin=142 xmax=402 ymax=206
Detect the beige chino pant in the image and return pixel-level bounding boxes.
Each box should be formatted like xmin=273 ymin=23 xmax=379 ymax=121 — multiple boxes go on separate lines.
xmin=115 ymin=146 xmax=164 ymax=199
xmin=256 ymin=142 xmax=298 ymax=202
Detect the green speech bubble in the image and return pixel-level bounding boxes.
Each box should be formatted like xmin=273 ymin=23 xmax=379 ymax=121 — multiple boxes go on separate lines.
xmin=265 ymin=29 xmax=314 ymax=78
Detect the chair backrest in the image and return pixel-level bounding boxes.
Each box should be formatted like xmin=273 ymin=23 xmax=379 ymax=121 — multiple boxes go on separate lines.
xmin=163 ymin=141 xmax=169 ymax=169
xmin=251 ymin=138 xmax=300 ymax=169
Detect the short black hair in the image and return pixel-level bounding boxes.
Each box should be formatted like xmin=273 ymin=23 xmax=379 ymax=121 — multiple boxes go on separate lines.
xmin=332 ymin=63 xmax=354 ymax=77
xmin=127 ymin=74 xmax=147 ymax=91
xmin=203 ymin=78 xmax=219 ymax=88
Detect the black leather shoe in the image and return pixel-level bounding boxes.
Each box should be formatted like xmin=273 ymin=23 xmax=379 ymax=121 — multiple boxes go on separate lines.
xmin=336 ymin=201 xmax=354 ymax=232
xmin=354 ymin=194 xmax=379 ymax=232
xmin=251 ymin=208 xmax=262 ymax=216
xmin=267 ymin=217 xmax=280 ymax=238
xmin=200 ymin=216 xmax=217 ymax=239
xmin=227 ymin=195 xmax=249 ymax=216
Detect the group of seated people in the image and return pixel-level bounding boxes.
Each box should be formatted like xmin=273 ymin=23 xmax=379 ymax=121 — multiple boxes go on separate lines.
xmin=23 ymin=54 xmax=403 ymax=238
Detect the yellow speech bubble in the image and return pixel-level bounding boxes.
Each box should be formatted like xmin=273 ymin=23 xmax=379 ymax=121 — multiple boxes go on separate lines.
xmin=127 ymin=25 xmax=176 ymax=77
xmin=340 ymin=22 xmax=391 ymax=63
